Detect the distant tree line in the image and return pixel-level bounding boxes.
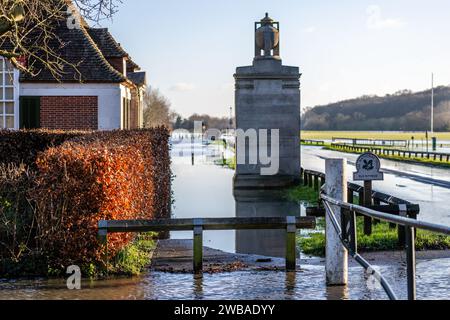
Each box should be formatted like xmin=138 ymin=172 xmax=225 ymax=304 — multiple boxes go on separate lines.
xmin=172 ymin=113 xmax=234 ymax=131
xmin=302 ymin=86 xmax=450 ymax=131
xmin=143 ymin=87 xmax=234 ymax=131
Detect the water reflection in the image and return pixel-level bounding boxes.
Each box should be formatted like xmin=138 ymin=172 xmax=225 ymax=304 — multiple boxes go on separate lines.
xmin=326 ymin=285 xmax=350 ymax=301
xmin=234 ymin=189 xmax=301 ymax=258
xmin=284 ymin=272 xmax=297 ymax=299
xmin=193 ymin=275 xmax=204 ymax=299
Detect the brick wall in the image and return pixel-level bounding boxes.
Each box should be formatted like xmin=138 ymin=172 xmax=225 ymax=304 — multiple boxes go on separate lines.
xmin=40 ymin=96 xmax=98 ymax=130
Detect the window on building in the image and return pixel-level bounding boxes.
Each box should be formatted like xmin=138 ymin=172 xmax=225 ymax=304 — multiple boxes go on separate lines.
xmin=0 ymin=58 xmax=15 ymax=129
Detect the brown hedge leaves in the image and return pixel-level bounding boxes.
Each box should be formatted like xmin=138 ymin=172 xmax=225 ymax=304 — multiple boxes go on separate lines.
xmin=6 ymin=128 xmax=171 ymax=271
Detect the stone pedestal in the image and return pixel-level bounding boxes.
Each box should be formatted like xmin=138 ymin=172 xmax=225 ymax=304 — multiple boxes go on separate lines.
xmin=233 ymin=58 xmax=301 ymax=189
xmin=234 ymin=189 xmax=301 ymax=257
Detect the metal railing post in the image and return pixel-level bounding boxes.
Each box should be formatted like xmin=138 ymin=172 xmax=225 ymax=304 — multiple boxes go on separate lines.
xmin=193 ymin=218 xmax=203 ymax=274
xmin=400 ymin=204 xmax=416 ymax=300
xmin=286 ymin=216 xmax=297 ymax=271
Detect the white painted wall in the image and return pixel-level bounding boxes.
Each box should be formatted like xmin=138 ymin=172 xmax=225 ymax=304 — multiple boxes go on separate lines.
xmin=119 ymin=84 xmax=132 ymax=129
xmin=13 ymin=69 xmax=20 ymax=130
xmin=20 ymin=82 xmax=123 ymax=130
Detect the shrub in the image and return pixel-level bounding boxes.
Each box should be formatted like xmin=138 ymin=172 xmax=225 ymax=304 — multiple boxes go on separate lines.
xmin=0 ymin=164 xmax=36 ymax=263
xmin=32 ymin=129 xmax=171 ymax=271
xmin=0 ymin=129 xmax=87 ymax=168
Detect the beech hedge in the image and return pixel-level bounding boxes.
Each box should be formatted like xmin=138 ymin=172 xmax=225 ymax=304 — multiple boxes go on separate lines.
xmin=0 ymin=128 xmax=171 ymax=274
xmin=0 ymin=129 xmax=87 ymax=168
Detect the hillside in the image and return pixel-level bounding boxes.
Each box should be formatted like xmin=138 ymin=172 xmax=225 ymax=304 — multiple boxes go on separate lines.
xmin=302 ymin=86 xmax=450 ymax=131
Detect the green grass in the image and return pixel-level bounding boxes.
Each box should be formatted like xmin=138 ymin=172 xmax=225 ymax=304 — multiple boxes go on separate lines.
xmin=285 ymin=185 xmax=320 ymax=206
xmin=299 ymin=217 xmax=450 ymax=257
xmin=302 ymin=130 xmax=450 ymax=141
xmin=108 ymin=232 xmax=157 ymax=276
xmin=1 ymin=233 xmax=158 ymax=279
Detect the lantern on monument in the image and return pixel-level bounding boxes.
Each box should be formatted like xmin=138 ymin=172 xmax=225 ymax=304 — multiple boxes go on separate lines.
xmin=255 ymin=13 xmax=280 ymax=59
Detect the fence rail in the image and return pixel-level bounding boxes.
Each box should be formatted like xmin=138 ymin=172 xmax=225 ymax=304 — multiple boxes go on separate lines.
xmin=301 ymin=168 xmax=420 ymax=241
xmin=98 ymin=217 xmax=316 ymax=273
xmin=332 ymin=138 xmax=408 ymax=148
xmin=301 ymin=139 xmax=325 ymax=146
xmin=321 ymin=193 xmax=450 ymax=300
xmin=331 ymin=143 xmax=450 ymax=162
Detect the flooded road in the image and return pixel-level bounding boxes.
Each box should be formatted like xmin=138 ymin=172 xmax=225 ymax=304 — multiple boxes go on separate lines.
xmin=0 ymin=139 xmax=448 ymax=300
xmin=1 ymin=257 xmax=449 ymax=300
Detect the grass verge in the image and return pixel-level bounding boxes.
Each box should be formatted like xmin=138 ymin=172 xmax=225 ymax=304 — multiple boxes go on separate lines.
xmin=286 ymin=183 xmax=450 ymax=257
xmin=107 ymin=232 xmax=157 ymax=277
xmin=285 ymin=185 xmax=320 ymax=206
xmin=299 ymin=217 xmax=450 ymax=257
xmin=0 ymin=233 xmax=158 ymax=279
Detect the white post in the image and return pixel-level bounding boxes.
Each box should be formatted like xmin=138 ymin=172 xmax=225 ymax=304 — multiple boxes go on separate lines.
xmin=325 ymin=158 xmax=348 ymax=286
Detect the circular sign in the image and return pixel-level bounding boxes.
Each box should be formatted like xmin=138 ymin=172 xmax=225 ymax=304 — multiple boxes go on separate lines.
xmin=353 ymin=152 xmax=384 ymax=181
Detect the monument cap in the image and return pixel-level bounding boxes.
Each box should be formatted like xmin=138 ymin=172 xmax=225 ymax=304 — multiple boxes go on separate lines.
xmin=255 ymin=13 xmax=280 ymax=59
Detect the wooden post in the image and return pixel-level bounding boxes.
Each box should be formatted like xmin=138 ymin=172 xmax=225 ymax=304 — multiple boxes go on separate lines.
xmin=398 ymin=206 xmax=406 ymax=247
xmin=373 ymin=198 xmax=381 ymax=224
xmin=314 ymin=175 xmax=320 ymax=192
xmin=98 ymin=220 xmax=109 ymax=274
xmin=193 ymin=219 xmax=203 ymax=274
xmin=347 ymin=190 xmax=354 ymax=204
xmin=98 ymin=220 xmax=108 ymax=245
xmin=325 ymin=158 xmax=348 ymax=286
xmin=286 ymin=216 xmax=297 ymax=271
xmin=363 ymin=180 xmax=373 ymax=236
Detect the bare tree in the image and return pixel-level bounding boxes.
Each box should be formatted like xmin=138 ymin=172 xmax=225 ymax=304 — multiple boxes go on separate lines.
xmin=143 ymin=88 xmax=172 ymax=129
xmin=0 ymin=0 xmax=121 ymax=78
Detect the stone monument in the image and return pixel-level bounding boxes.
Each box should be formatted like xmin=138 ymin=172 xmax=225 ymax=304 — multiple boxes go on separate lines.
xmin=234 ymin=13 xmax=301 ymax=189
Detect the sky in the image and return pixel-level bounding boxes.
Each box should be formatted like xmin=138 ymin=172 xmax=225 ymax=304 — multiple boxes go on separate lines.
xmin=100 ymin=0 xmax=450 ymax=118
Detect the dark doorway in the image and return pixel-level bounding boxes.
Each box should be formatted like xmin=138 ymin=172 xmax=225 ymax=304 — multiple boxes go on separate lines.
xmin=20 ymin=97 xmax=40 ymax=129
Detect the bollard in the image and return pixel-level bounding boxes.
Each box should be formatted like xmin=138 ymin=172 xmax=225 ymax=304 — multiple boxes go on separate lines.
xmin=286 ymin=216 xmax=297 ymax=271
xmin=325 ymin=158 xmax=348 ymax=286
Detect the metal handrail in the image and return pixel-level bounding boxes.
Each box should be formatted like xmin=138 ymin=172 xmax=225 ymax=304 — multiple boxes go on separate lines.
xmin=320 ymin=192 xmax=450 ymax=300
xmin=321 ymin=194 xmax=450 ymax=235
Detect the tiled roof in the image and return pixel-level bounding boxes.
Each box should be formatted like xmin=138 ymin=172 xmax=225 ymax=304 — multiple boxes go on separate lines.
xmin=127 ymin=59 xmax=141 ymax=71
xmin=127 ymin=72 xmax=147 ymax=86
xmin=87 ymin=27 xmax=141 ymax=72
xmin=87 ymin=28 xmax=128 ymax=58
xmin=19 ymin=15 xmax=126 ymax=83
xmin=2 ymin=1 xmax=144 ymax=85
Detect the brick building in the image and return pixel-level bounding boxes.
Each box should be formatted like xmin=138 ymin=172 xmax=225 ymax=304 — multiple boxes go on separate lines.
xmin=0 ymin=4 xmax=146 ymax=131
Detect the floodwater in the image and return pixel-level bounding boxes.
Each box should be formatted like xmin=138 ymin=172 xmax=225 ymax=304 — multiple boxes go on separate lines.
xmin=1 ymin=258 xmax=449 ymax=300
xmin=0 ymin=139 xmax=449 ymax=300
